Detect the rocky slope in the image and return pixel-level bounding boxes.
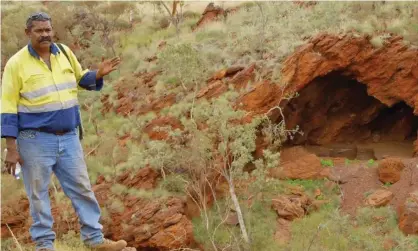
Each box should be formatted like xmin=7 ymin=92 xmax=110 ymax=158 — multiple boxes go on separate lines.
xmin=3 ymin=4 xmax=418 ymax=249
xmin=1 ymin=168 xmax=196 ymax=250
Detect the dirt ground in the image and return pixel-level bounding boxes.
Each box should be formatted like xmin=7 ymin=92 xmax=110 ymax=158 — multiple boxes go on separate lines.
xmin=329 ymin=157 xmax=418 ymax=215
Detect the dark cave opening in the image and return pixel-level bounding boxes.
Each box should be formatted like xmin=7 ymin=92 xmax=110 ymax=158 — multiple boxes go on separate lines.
xmin=282 ymin=71 xmax=418 ymax=159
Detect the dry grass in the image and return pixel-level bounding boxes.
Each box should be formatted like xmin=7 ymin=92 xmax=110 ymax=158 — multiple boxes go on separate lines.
xmin=1 ymin=173 xmax=26 ymax=205
xmin=1 ymin=230 xmax=96 ymax=251
xmin=289 ymin=207 xmax=418 ymax=251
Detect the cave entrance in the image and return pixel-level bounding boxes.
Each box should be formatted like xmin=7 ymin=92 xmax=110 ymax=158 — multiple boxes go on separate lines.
xmin=282 ymin=71 xmax=418 ymax=159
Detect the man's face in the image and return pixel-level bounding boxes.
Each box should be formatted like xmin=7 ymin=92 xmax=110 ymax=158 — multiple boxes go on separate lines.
xmin=25 ymin=20 xmax=53 ymax=50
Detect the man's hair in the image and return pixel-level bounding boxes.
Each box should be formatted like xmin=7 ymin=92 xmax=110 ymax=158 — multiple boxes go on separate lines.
xmin=26 ymin=12 xmax=51 ymax=30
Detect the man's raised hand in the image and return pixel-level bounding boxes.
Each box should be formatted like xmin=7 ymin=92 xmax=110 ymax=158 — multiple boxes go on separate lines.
xmin=96 ymin=56 xmax=121 ymax=79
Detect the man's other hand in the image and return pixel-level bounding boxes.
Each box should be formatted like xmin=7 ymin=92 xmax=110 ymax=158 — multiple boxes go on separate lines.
xmin=4 ymin=148 xmax=21 ymax=176
xmin=96 ymin=56 xmax=121 ymax=79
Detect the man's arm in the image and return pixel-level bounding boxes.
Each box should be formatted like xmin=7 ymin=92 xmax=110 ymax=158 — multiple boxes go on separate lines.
xmin=1 ymin=60 xmax=22 ymax=175
xmin=62 ymin=44 xmax=104 ymax=91
xmin=1 ymin=60 xmax=20 ymax=139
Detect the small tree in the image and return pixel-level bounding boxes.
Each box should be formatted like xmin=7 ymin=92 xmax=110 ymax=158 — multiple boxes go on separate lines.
xmin=158 ymin=43 xmax=208 ymax=91
xmin=156 ymin=1 xmax=184 ymax=37
xmin=176 ymin=92 xmax=265 ymax=247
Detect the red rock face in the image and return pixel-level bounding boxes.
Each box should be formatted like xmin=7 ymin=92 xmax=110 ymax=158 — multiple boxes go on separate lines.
xmin=192 ymin=3 xmax=240 ymax=31
xmin=293 ymin=1 xmax=318 ymax=8
xmin=197 ymin=80 xmax=228 ymax=100
xmin=237 ymin=81 xmax=281 ymax=117
xmin=108 ymin=197 xmax=195 ymax=250
xmin=414 ymin=139 xmax=418 ymax=157
xmin=143 ymin=116 xmax=183 ymax=140
xmin=193 ymin=3 xmax=225 ymax=31
xmin=101 ymin=71 xmax=160 ymax=116
xmin=105 ymin=33 xmax=418 ymax=154
xmin=271 ymin=190 xmax=314 ymax=245
xmin=248 ymin=33 xmax=418 ymax=152
xmin=377 ymin=158 xmax=406 ymax=184
xmin=269 ymin=146 xmax=331 ymax=180
xmin=198 ymin=64 xmax=256 ymax=101
xmin=1 ymin=168 xmax=196 ymax=250
xmin=271 ymin=195 xmax=308 ymax=220
xmin=99 ymin=168 xmax=196 ymax=249
xmin=398 ymin=191 xmax=418 ymax=235
xmin=281 ymin=33 xmax=418 ymax=111
xmin=283 ymin=35 xmax=418 ymax=144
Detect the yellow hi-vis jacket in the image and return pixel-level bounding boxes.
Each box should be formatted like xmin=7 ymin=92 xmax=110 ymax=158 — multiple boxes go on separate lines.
xmin=1 ymin=42 xmax=103 ymax=138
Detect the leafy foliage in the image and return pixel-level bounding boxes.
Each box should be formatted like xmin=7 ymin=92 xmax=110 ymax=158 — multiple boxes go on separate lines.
xmin=158 ymin=43 xmax=208 ymax=91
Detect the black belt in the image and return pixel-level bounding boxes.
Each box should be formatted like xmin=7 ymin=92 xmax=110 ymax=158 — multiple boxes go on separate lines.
xmin=32 ymin=128 xmax=72 ymax=135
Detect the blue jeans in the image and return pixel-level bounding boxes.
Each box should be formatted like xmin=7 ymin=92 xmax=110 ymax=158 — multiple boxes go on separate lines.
xmin=17 ymin=129 xmax=104 ymax=250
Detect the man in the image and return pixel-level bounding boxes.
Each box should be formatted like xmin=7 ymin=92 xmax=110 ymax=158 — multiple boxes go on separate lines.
xmin=1 ymin=12 xmax=127 ymax=251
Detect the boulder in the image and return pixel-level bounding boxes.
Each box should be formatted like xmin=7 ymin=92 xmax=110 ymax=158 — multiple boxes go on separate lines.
xmin=365 ymin=189 xmax=394 ymax=207
xmin=378 ymin=158 xmax=405 ymax=184
xmin=271 ymin=193 xmax=311 ymax=221
xmin=269 ymin=147 xmax=330 ymax=180
xmin=398 ymin=191 xmax=418 ymax=235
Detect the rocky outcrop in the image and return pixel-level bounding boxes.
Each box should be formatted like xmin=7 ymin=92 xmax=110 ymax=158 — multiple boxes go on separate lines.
xmin=279 ymin=33 xmax=418 ymax=148
xmin=293 ymin=1 xmax=318 ymax=8
xmin=271 ymin=190 xmax=314 ymax=245
xmin=193 ymin=3 xmax=239 ymax=31
xmin=281 ymin=34 xmax=418 ymax=110
xmin=1 ymin=168 xmax=196 ymax=250
xmin=104 ymin=33 xmax=418 ymax=157
xmin=378 ymin=158 xmax=405 ymax=184
xmin=229 ymin=33 xmax=418 ymax=153
xmin=236 ymin=34 xmax=417 ymax=118
xmin=269 ymin=146 xmax=330 ymax=180
xmin=398 ymin=191 xmax=418 ymax=235
xmin=414 ymin=139 xmax=418 ymax=157
xmin=272 ymin=194 xmax=310 ymax=220
xmin=144 ymin=116 xmax=183 ymax=140
xmin=365 ymin=189 xmax=394 ymax=207
xmin=108 ymin=33 xmax=418 ymax=162
xmin=101 ymin=71 xmax=160 ymax=116
xmin=193 ymin=3 xmax=224 ymax=31
xmin=98 ymin=168 xmax=195 ymax=249
xmin=198 ymin=64 xmax=256 ymax=100
xmin=1 ymin=198 xmax=30 ymax=239
xmin=106 ymin=196 xmax=194 ymax=250
xmin=237 ymin=80 xmax=281 ymax=117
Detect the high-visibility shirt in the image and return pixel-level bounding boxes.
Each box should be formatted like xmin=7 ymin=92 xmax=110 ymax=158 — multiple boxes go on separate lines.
xmin=1 ymin=42 xmax=103 ymax=138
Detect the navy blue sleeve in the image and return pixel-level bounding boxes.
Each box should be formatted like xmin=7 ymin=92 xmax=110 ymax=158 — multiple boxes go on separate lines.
xmin=1 ymin=114 xmax=18 ymax=138
xmin=78 ymin=70 xmax=104 ymax=91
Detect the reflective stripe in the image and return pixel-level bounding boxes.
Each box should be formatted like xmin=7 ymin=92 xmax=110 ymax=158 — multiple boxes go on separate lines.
xmin=18 ymin=99 xmax=78 ymax=113
xmin=21 ymin=82 xmax=77 ymax=100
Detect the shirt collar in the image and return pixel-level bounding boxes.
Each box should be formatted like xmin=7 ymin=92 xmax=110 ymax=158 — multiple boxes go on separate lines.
xmin=27 ymin=41 xmax=60 ymax=59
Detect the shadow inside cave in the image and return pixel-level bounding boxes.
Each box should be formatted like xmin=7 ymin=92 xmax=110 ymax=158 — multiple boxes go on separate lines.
xmin=281 ymin=71 xmax=418 ymax=159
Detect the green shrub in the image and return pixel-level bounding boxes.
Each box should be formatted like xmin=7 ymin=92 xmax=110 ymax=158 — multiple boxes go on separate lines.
xmin=290 ymin=206 xmax=418 ymax=251
xmin=158 ymin=174 xmax=186 ymax=194
xmin=320 ymin=159 xmax=334 ymax=167
xmin=158 ymin=43 xmax=208 ymax=91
